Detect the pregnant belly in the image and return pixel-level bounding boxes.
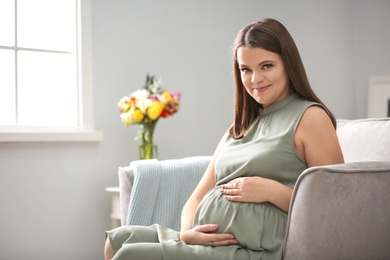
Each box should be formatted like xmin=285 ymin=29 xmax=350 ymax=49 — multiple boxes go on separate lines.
xmin=192 ymin=186 xmax=288 ymax=251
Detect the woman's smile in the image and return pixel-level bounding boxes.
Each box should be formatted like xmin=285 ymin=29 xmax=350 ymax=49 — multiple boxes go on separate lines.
xmin=254 ymin=85 xmax=270 ymax=93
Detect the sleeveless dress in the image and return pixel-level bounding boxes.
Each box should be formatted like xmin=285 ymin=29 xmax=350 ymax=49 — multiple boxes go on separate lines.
xmin=107 ymin=94 xmax=323 ymax=260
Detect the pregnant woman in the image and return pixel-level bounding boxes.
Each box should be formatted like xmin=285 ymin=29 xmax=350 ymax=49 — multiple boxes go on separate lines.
xmin=104 ymin=18 xmax=344 ymax=260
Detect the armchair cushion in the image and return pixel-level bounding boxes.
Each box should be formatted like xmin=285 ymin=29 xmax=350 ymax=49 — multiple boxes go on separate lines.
xmin=336 ymin=118 xmax=390 ymax=162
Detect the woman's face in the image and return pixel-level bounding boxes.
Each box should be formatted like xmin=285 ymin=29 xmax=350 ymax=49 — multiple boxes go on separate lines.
xmin=236 ymin=47 xmax=291 ymax=108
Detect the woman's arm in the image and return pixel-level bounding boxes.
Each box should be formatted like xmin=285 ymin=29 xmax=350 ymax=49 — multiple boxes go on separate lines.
xmin=180 ymin=153 xmax=217 ymax=232
xmin=179 ymin=144 xmax=238 ymax=246
xmin=221 ymin=106 xmax=344 ymax=212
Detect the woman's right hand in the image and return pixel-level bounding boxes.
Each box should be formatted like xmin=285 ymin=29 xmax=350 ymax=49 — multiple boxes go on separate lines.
xmin=179 ymin=224 xmax=238 ymax=247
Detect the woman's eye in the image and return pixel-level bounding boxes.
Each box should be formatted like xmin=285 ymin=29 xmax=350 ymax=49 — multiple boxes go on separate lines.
xmin=262 ymin=64 xmax=273 ymax=70
xmin=240 ymin=68 xmax=250 ymax=72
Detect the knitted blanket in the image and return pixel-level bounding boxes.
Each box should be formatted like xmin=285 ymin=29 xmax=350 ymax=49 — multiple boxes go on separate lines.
xmin=126 ymin=156 xmax=212 ymax=231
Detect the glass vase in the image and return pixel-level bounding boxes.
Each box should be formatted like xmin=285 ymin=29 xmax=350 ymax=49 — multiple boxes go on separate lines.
xmin=139 ymin=144 xmax=158 ymax=160
xmin=138 ymin=120 xmax=158 ymax=160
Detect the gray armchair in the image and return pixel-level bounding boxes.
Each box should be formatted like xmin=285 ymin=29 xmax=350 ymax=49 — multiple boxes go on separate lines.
xmin=118 ymin=118 xmax=390 ymax=259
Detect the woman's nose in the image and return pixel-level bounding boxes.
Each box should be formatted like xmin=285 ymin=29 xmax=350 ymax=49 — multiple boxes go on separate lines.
xmin=251 ymin=71 xmax=265 ymax=83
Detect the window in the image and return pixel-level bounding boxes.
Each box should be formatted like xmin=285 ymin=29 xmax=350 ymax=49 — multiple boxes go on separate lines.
xmin=0 ymin=0 xmax=102 ymax=142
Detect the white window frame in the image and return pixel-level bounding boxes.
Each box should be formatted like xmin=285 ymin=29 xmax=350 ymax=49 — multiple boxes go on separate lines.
xmin=0 ymin=0 xmax=103 ymax=142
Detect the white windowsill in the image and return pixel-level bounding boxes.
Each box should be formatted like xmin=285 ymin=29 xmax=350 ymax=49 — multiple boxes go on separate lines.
xmin=0 ymin=131 xmax=103 ymax=142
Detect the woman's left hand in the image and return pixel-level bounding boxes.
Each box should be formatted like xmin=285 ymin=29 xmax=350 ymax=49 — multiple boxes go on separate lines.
xmin=220 ymin=177 xmax=271 ymax=203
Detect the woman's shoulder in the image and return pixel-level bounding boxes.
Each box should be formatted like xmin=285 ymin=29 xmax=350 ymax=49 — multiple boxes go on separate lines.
xmin=301 ymin=105 xmax=330 ymax=123
xmin=297 ymin=105 xmax=335 ymax=143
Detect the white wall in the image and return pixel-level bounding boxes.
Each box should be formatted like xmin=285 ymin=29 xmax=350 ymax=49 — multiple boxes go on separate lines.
xmin=352 ymin=0 xmax=390 ymax=117
xmin=0 ymin=1 xmax=388 ymax=259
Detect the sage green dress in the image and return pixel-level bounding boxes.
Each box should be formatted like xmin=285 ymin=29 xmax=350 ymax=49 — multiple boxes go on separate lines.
xmin=107 ymin=94 xmax=323 ymax=260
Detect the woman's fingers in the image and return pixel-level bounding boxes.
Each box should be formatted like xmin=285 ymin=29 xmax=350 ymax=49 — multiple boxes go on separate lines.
xmin=209 ymin=236 xmax=238 ymax=247
xmin=222 ymin=180 xmax=240 ymax=189
xmin=193 ymin=225 xmax=238 ymax=246
xmin=208 ymin=232 xmax=237 ymax=245
xmin=194 ymin=224 xmax=218 ymax=233
xmin=220 ymin=187 xmax=239 ymax=195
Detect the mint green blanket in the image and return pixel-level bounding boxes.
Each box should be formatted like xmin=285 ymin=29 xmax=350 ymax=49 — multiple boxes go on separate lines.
xmin=126 ymin=156 xmax=211 ymax=231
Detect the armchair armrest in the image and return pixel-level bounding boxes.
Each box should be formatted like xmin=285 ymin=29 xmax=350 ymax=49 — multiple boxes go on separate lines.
xmin=283 ymin=161 xmax=390 ymax=260
xmin=118 ymin=163 xmax=141 ymax=225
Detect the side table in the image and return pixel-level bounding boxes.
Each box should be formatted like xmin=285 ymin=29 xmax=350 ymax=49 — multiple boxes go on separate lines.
xmin=105 ymin=186 xmax=121 ymax=228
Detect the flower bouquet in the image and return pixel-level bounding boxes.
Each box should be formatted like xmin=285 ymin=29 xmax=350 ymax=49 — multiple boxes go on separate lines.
xmin=117 ymin=74 xmax=181 ymax=159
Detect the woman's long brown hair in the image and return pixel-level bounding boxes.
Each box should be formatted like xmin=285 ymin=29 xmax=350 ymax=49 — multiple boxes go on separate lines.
xmin=229 ymin=18 xmax=336 ymax=139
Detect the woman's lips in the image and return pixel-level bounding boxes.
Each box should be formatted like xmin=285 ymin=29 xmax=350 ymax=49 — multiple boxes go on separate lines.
xmin=254 ymin=85 xmax=270 ymax=93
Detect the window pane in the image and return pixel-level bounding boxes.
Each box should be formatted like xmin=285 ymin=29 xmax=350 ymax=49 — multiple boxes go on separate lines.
xmin=0 ymin=50 xmax=16 ymax=125
xmin=17 ymin=0 xmax=76 ymax=52
xmin=0 ymin=0 xmax=15 ymax=46
xmin=18 ymin=51 xmax=78 ymax=127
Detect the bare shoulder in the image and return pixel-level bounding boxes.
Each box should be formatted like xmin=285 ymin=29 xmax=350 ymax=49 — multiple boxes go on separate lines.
xmin=298 ymin=105 xmax=336 ymax=142
xmin=299 ymin=105 xmax=333 ymax=129
xmin=295 ymin=105 xmax=344 ymax=166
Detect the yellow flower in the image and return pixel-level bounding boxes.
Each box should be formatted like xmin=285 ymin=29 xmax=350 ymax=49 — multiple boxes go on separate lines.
xmin=132 ymin=109 xmax=144 ymax=123
xmin=162 ymin=91 xmax=172 ymax=103
xmin=147 ymin=101 xmax=164 ymax=120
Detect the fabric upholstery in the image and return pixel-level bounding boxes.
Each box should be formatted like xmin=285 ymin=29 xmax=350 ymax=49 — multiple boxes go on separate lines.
xmin=283 ymin=162 xmax=390 ymax=260
xmin=118 ymin=164 xmax=139 ymax=225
